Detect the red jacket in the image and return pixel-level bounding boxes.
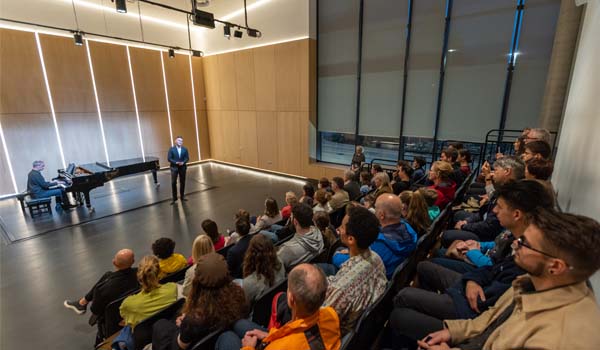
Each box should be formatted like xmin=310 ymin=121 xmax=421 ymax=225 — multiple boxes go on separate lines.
xmin=430 ymin=181 xmax=456 ymax=208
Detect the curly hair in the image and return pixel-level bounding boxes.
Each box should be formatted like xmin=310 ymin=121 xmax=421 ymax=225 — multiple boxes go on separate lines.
xmin=243 ymin=234 xmax=282 ymax=287
xmin=152 ymin=237 xmax=176 ymax=259
xmin=184 ymin=275 xmax=248 ymax=329
xmin=137 ymin=255 xmax=161 ymax=293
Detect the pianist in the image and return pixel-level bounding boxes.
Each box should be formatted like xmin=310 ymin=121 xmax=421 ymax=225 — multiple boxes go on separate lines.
xmin=27 ymin=160 xmax=74 ymax=211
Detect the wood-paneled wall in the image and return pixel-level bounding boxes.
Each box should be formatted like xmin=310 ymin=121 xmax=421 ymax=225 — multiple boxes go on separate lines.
xmin=203 ymin=38 xmax=345 ymax=180
xmin=0 ymin=28 xmax=207 ymax=195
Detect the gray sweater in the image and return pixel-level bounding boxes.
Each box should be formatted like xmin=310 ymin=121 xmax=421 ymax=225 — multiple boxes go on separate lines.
xmin=277 ymin=226 xmax=324 ymax=269
xmin=242 ymin=258 xmax=286 ymax=305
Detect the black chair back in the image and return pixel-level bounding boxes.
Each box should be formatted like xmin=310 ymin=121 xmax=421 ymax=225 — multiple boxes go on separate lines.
xmin=188 ymin=328 xmax=224 ymax=350
xmin=251 ymin=278 xmax=288 ymax=328
xmin=329 ymin=205 xmax=347 ymax=228
xmin=326 ymin=238 xmax=343 ymax=263
xmin=216 ymin=244 xmax=234 ymax=258
xmin=101 ymin=288 xmax=139 ymax=339
xmin=159 ymin=265 xmax=190 ymax=284
xmin=133 ymin=298 xmax=185 ymax=350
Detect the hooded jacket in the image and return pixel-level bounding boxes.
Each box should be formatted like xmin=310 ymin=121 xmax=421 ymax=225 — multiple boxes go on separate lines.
xmin=277 ymin=226 xmax=324 ymax=270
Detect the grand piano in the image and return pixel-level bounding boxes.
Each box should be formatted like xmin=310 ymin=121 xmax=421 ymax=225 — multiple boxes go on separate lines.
xmin=55 ymin=157 xmax=160 ymax=211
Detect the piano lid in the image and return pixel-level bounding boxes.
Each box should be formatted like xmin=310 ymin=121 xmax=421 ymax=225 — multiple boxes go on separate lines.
xmin=96 ymin=157 xmax=159 ymax=169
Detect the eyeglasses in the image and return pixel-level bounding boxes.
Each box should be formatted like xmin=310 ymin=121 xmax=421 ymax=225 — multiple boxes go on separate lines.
xmin=514 ymin=237 xmax=574 ymax=269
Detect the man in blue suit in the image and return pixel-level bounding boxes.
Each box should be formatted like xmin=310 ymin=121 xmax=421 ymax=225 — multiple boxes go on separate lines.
xmin=167 ymin=136 xmax=189 ymax=203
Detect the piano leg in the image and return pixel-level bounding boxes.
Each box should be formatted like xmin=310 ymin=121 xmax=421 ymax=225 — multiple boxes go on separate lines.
xmin=152 ymin=169 xmax=160 ymax=187
xmin=83 ymin=191 xmax=95 ymax=212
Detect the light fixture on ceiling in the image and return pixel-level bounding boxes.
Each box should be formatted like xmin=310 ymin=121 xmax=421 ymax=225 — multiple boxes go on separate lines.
xmin=192 ymin=50 xmax=203 ymax=57
xmin=247 ymin=28 xmax=261 ymax=38
xmin=234 ymin=29 xmax=243 ymax=39
xmin=191 ymin=9 xmax=215 ymax=28
xmin=114 ymin=0 xmax=127 ymax=13
xmin=168 ymin=48 xmax=175 ymax=58
xmin=223 ymin=25 xmax=231 ymax=39
xmin=73 ymin=31 xmax=83 ymax=45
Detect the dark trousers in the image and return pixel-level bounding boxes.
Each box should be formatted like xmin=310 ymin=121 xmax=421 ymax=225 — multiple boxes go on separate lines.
xmin=34 ymin=188 xmax=68 ymax=205
xmin=170 ymin=165 xmax=187 ymax=200
xmin=429 ymin=257 xmax=478 ymax=274
xmin=416 ymin=260 xmax=463 ymax=292
xmin=216 ymin=319 xmax=267 ymax=350
xmin=84 ymin=271 xmax=112 ymax=303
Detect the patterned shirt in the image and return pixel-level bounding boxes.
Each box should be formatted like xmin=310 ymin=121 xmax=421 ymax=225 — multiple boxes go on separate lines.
xmin=324 ymin=249 xmax=387 ymax=335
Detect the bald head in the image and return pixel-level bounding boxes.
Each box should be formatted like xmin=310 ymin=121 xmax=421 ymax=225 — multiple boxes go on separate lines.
xmin=288 ymin=264 xmax=327 ymax=316
xmin=113 ymin=249 xmax=134 ymax=270
xmin=375 ymin=193 xmax=403 ymax=225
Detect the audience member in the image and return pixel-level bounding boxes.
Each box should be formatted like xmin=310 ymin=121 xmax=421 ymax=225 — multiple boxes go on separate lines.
xmin=359 ymin=171 xmax=373 ymax=195
xmin=226 ymin=218 xmax=253 ymax=279
xmin=325 ymin=206 xmax=388 ymax=334
xmin=372 ymin=172 xmax=393 ymax=199
xmin=216 ymin=264 xmax=340 ymax=350
xmin=152 ymin=253 xmax=247 ymax=350
xmin=318 ymin=177 xmax=332 ymax=193
xmin=152 ymin=237 xmax=188 ymax=279
xmin=351 ymin=145 xmax=366 ymax=169
xmin=333 ymin=194 xmax=417 ymax=279
xmin=412 ymin=156 xmax=427 ymax=185
xmin=329 ymin=177 xmax=350 ymax=211
xmin=202 ymin=219 xmax=226 ymax=251
xmin=280 ymin=191 xmax=298 ymax=220
xmin=225 ymin=209 xmax=254 ymax=247
xmin=241 ymin=234 xmax=286 ymax=305
xmin=525 ymin=127 xmax=551 ymax=144
xmin=525 ymin=158 xmax=553 ymax=181
xmin=277 ymin=204 xmax=324 ymax=270
xmin=299 ymin=183 xmax=315 ymax=207
xmin=313 ymin=189 xmax=333 ymax=213
xmin=428 ymin=161 xmax=456 ymax=208
xmin=441 ymin=147 xmax=466 ymax=185
xmin=457 ymin=149 xmax=471 ymax=176
xmin=399 ymin=190 xmax=432 ymax=236
xmin=371 ymin=163 xmax=384 ymax=176
xmin=343 ymin=170 xmax=361 ymax=201
xmin=313 ymin=211 xmax=338 ymax=250
xmin=63 ymin=249 xmax=138 ymax=346
xmin=417 ymin=210 xmax=600 ymax=350
xmin=418 ymin=187 xmax=440 ymax=220
xmin=182 ymin=235 xmax=214 ymax=297
xmin=252 ymin=197 xmax=283 ymax=234
xmin=393 ymin=160 xmax=413 ymax=195
xmin=521 ymin=140 xmax=552 ymax=162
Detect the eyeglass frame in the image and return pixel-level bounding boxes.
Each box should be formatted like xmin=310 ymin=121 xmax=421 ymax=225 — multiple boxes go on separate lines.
xmin=513 ymin=237 xmax=574 ymax=270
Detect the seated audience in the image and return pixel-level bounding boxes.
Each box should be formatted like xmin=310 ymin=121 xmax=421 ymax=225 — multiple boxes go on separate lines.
xmin=441 ymin=147 xmax=466 ymax=185
xmin=525 ymin=158 xmax=553 ymax=181
xmin=277 ymin=204 xmax=324 ymax=270
xmin=351 ymin=145 xmax=366 ymax=169
xmin=202 ymin=219 xmax=226 ymax=251
xmin=390 ymin=180 xmax=554 ymax=348
xmin=372 ymin=172 xmax=393 ymax=200
xmin=251 ymin=197 xmax=283 ymax=234
xmin=399 ymin=190 xmax=432 ymax=236
xmin=392 ymin=160 xmax=413 ymax=195
xmin=521 ymin=140 xmax=552 ymax=162
xmin=280 ymin=191 xmax=298 ymax=220
xmin=417 ymin=210 xmax=600 ymax=350
xmin=299 ymin=183 xmax=315 ymax=207
xmin=333 ymin=195 xmax=417 ymax=279
xmin=216 ymin=264 xmax=340 ymax=350
xmin=318 ymin=177 xmax=332 ymax=193
xmin=120 ymin=256 xmax=178 ymax=329
xmin=182 ymin=235 xmax=214 ymax=297
xmin=343 ymin=170 xmax=361 ymax=201
xmin=225 ymin=209 xmax=254 ymax=247
xmin=457 ymin=148 xmax=471 ymax=176
xmin=329 ymin=177 xmax=350 ymax=211
xmin=325 ymin=206 xmax=388 ymax=334
xmin=412 ymin=156 xmax=427 ymax=185
xmin=428 ymin=161 xmax=456 ymax=208
xmin=152 ymin=253 xmax=247 ymax=350
xmin=371 ymin=163 xmax=384 ymax=177
xmin=525 ymin=127 xmax=551 ymax=144
xmin=359 ymin=171 xmax=373 ymax=195
xmin=418 ymin=187 xmax=440 ymax=220
xmin=313 ymin=189 xmax=333 ymax=213
xmin=226 ymin=218 xmax=253 ymax=279
xmin=313 ymin=211 xmax=338 ymax=250
xmin=63 ymin=249 xmax=138 ymax=346
xmin=241 ymin=234 xmax=286 ymax=305
xmin=152 ymin=237 xmax=188 ymax=280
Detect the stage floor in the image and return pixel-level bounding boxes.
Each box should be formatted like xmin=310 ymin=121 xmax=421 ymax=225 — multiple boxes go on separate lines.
xmin=0 ymin=162 xmax=307 ymax=350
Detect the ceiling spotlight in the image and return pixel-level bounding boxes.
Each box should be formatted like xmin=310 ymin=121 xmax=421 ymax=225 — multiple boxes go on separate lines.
xmin=73 ymin=32 xmax=83 ymax=46
xmin=247 ymin=29 xmax=262 ymax=38
xmin=234 ymin=29 xmax=243 ymax=39
xmin=168 ymin=48 xmax=175 ymax=58
xmin=191 ymin=10 xmax=215 ymax=29
xmin=114 ymin=0 xmax=127 ymax=13
xmin=224 ymin=25 xmax=231 ymax=39
xmin=192 ymin=50 xmax=203 ymax=57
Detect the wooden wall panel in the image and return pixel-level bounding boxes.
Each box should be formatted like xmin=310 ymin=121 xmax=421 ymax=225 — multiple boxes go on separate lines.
xmin=238 ymin=111 xmax=258 ymax=167
xmin=220 ymin=111 xmax=240 ymax=163
xmin=234 ymin=50 xmax=256 ymax=111
xmin=207 ymin=110 xmax=224 ymax=159
xmin=217 ymin=54 xmax=238 ymax=110
xmin=139 ymin=111 xmax=171 ymax=167
xmin=0 ymin=29 xmax=49 ymax=114
xmin=192 ymin=57 xmax=211 ymax=159
xmin=39 ymin=35 xmax=96 ymax=113
xmin=0 ymin=140 xmax=15 ymax=195
xmin=203 ymin=56 xmax=221 ymax=110
xmin=101 ymin=112 xmax=143 ymax=161
xmin=0 ymin=114 xmax=63 ymax=191
xmin=129 ymin=48 xmax=167 ymax=112
xmin=87 ymin=41 xmax=134 ymax=112
xmin=277 ymin=112 xmax=302 ymax=175
xmin=275 ymin=41 xmax=302 ymax=111
xmin=56 ymin=113 xmax=106 ymax=164
xmin=170 ymin=110 xmax=199 ymax=162
xmin=162 ymin=53 xmax=194 ymax=111
xmin=256 ymin=111 xmax=278 ymax=171
xmin=196 ymin=109 xmax=211 ymax=159
xmin=253 ymin=46 xmax=276 ymax=111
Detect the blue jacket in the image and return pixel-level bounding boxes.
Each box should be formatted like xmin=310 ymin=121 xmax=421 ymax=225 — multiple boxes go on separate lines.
xmin=332 ymin=221 xmax=417 ymax=279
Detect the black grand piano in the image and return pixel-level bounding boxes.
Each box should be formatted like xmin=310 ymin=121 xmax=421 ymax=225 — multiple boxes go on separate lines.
xmin=55 ymin=157 xmax=160 ymax=211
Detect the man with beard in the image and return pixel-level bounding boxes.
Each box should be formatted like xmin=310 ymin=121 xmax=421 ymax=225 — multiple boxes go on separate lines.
xmin=417 ymin=209 xmax=600 ymax=350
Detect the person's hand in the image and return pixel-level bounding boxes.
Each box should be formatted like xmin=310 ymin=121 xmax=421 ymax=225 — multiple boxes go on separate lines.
xmin=481 ymin=161 xmax=491 ymax=176
xmin=241 ymin=334 xmax=258 ymax=348
xmin=454 ymin=220 xmax=467 ymax=230
xmin=464 ymin=240 xmax=480 ymax=251
xmin=455 ymin=241 xmax=468 ymax=252
xmin=417 ymin=329 xmax=452 ymax=349
xmin=465 ymin=280 xmax=486 ymax=313
xmin=245 ymin=329 xmax=269 ymax=340
xmin=495 ymin=152 xmax=504 ymax=160
xmin=175 ymin=313 xmax=185 ymax=327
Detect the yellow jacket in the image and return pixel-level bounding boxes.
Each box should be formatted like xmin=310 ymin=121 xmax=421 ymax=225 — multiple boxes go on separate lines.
xmin=158 ymin=253 xmax=188 ymax=279
xmin=445 ymin=275 xmax=600 ymax=349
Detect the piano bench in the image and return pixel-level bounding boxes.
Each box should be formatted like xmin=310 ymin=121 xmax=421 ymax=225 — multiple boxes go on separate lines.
xmin=25 ymin=198 xmax=53 ymax=217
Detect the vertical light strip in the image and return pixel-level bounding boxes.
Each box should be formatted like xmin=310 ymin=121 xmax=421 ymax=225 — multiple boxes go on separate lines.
xmin=35 ymin=32 xmax=66 ymax=169
xmin=160 ymin=52 xmax=174 ymax=143
xmin=188 ymin=55 xmax=202 ymax=159
xmin=126 ymin=46 xmax=146 ymax=161
xmin=84 ymin=39 xmax=111 ymax=166
xmin=0 ymin=121 xmax=19 ymax=194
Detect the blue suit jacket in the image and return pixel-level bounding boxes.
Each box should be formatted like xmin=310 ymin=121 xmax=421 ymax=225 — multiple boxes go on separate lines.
xmin=167 ymin=146 xmax=189 ymax=168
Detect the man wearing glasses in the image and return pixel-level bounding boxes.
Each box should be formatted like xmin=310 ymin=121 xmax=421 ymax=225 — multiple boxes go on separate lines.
xmin=418 ymin=209 xmax=600 ymax=350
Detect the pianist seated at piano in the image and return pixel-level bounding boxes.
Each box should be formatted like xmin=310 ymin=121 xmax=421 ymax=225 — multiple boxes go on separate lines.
xmin=27 ymin=160 xmax=75 ymax=211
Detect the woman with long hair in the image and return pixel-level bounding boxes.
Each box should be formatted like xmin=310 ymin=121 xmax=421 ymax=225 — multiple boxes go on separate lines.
xmin=152 ymin=253 xmax=247 ymax=350
xmin=399 ymin=190 xmax=432 ymax=236
xmin=372 ymin=172 xmax=393 ymax=199
xmin=313 ymin=189 xmax=332 ymax=213
xmin=252 ymin=197 xmax=283 ymax=233
xmin=300 ymin=183 xmax=315 ymax=207
xmin=428 ymin=161 xmax=456 ymax=208
xmin=241 ymin=234 xmax=286 ymax=305
xmin=182 ymin=235 xmax=215 ymax=297
xmin=201 ymin=219 xmax=225 ymax=251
